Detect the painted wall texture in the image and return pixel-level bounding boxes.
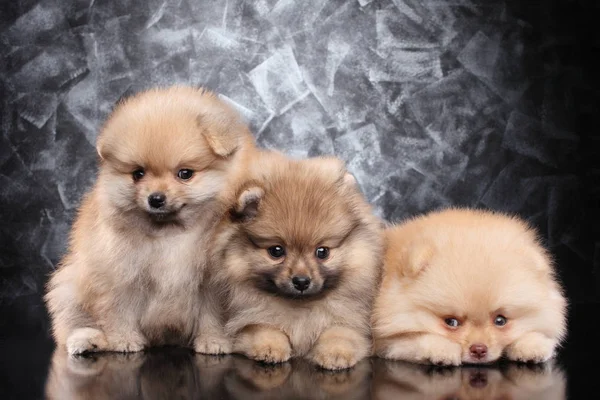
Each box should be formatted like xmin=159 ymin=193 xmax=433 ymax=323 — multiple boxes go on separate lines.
xmin=1 ymin=0 xmax=598 ymax=336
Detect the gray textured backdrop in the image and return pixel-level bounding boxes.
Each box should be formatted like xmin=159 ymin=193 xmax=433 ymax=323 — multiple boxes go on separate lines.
xmin=1 ymin=0 xmax=598 ymax=336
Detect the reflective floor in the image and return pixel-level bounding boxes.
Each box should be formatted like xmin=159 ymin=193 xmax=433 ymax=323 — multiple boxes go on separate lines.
xmin=2 ymin=304 xmax=599 ymax=399
xmin=42 ymin=349 xmax=567 ymax=400
xmin=0 ymin=334 xmax=598 ymax=400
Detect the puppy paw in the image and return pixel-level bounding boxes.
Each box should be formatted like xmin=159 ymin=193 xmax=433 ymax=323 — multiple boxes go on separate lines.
xmin=506 ymin=333 xmax=556 ymax=363
xmin=66 ymin=328 xmax=109 ymax=355
xmin=380 ymin=335 xmax=462 ymax=366
xmin=194 ymin=335 xmax=232 ymax=355
xmin=418 ymin=335 xmax=462 ymax=366
xmin=309 ymin=327 xmax=368 ymax=370
xmin=426 ymin=350 xmax=462 ymax=367
xmin=107 ymin=331 xmax=146 ymax=353
xmin=238 ymin=329 xmax=292 ymax=364
xmin=248 ymin=341 xmax=291 ymax=364
xmin=310 ymin=341 xmax=360 ymax=370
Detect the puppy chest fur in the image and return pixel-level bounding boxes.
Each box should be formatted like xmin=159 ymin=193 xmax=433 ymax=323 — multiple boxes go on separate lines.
xmin=81 ymin=222 xmax=210 ymax=345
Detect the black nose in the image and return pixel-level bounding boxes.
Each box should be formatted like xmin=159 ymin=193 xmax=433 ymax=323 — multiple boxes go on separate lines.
xmin=292 ymin=276 xmax=311 ymax=291
xmin=148 ymin=192 xmax=166 ymax=209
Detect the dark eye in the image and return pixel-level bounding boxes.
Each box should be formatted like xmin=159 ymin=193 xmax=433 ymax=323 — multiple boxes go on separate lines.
xmin=315 ymin=247 xmax=330 ymax=260
xmin=132 ymin=168 xmax=145 ymax=182
xmin=494 ymin=315 xmax=507 ymax=326
xmin=177 ymin=169 xmax=194 ymax=180
xmin=444 ymin=318 xmax=460 ymax=328
xmin=267 ymin=246 xmax=285 ymax=259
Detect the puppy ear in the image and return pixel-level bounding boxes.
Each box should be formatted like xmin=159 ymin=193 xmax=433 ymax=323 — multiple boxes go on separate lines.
xmin=230 ymin=186 xmax=264 ymax=222
xmin=403 ymin=243 xmax=434 ymax=277
xmin=96 ymin=142 xmax=105 ymax=160
xmin=342 ymin=172 xmax=357 ymax=186
xmin=196 ymin=91 xmax=254 ymax=157
xmin=386 ymin=233 xmax=433 ymax=278
xmin=198 ymin=113 xmax=245 ymax=157
xmin=96 ymin=136 xmax=110 ymax=161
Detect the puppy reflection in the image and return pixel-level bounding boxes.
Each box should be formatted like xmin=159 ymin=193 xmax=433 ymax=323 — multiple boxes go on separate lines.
xmin=45 ymin=350 xmax=370 ymax=400
xmin=45 ymin=349 xmax=231 ymax=400
xmin=224 ymin=356 xmax=372 ymax=400
xmin=372 ymin=359 xmax=566 ymax=400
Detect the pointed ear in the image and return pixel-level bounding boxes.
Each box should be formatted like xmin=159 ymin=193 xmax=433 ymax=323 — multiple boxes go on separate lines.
xmin=96 ymin=142 xmax=105 ymax=160
xmin=230 ymin=186 xmax=264 ymax=222
xmin=96 ymin=136 xmax=111 ymax=161
xmin=342 ymin=172 xmax=357 ymax=186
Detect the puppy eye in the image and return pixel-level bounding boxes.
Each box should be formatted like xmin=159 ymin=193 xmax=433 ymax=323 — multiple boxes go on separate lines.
xmin=444 ymin=317 xmax=460 ymax=328
xmin=177 ymin=169 xmax=194 ymax=180
xmin=267 ymin=245 xmax=285 ymax=259
xmin=494 ymin=315 xmax=507 ymax=326
xmin=315 ymin=247 xmax=330 ymax=260
xmin=132 ymin=168 xmax=145 ymax=182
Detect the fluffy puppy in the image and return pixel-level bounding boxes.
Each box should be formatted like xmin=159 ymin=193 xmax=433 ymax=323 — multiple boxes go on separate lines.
xmin=211 ymin=153 xmax=383 ymax=370
xmin=372 ymin=208 xmax=567 ymax=366
xmin=45 ymin=86 xmax=255 ymax=355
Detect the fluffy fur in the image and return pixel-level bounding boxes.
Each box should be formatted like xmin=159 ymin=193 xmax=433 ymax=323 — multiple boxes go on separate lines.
xmin=211 ymin=152 xmax=384 ymax=370
xmin=372 ymin=208 xmax=567 ymax=366
xmin=45 ymin=86 xmax=255 ymax=355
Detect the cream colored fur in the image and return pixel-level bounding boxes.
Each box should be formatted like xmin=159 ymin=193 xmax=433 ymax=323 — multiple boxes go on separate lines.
xmin=372 ymin=208 xmax=567 ymax=365
xmin=45 ymin=86 xmax=255 ymax=355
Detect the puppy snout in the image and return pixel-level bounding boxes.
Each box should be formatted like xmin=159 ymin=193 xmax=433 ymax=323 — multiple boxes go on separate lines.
xmin=148 ymin=192 xmax=167 ymax=209
xmin=469 ymin=344 xmax=488 ymax=359
xmin=291 ymin=276 xmax=311 ymax=291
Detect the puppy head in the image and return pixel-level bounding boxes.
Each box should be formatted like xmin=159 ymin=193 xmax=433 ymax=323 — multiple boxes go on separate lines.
xmin=222 ymin=155 xmax=382 ymax=300
xmin=95 ymin=86 xmax=254 ymax=231
xmin=380 ymin=209 xmax=567 ymax=364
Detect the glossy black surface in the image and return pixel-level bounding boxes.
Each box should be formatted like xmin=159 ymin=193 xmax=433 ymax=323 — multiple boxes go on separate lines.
xmin=0 ymin=303 xmax=598 ymax=399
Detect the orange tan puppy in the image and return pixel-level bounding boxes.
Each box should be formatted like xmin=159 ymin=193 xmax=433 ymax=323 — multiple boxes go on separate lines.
xmin=45 ymin=86 xmax=255 ymax=355
xmin=211 ymin=153 xmax=383 ymax=370
xmin=373 ymin=208 xmax=567 ymax=366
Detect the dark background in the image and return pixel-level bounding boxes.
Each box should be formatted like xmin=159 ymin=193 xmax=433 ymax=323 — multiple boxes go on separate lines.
xmin=0 ymin=0 xmax=599 ymax=398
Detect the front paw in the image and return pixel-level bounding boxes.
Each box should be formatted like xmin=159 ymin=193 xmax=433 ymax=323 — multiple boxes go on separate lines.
xmin=505 ymin=334 xmax=556 ymax=363
xmin=194 ymin=335 xmax=232 ymax=355
xmin=248 ymin=342 xmax=291 ymax=364
xmin=310 ymin=340 xmax=361 ymax=370
xmin=380 ymin=336 xmax=462 ymax=366
xmin=241 ymin=331 xmax=292 ymax=364
xmin=66 ymin=328 xmax=109 ymax=355
xmin=425 ymin=349 xmax=461 ymax=367
xmin=107 ymin=332 xmax=146 ymax=353
xmin=418 ymin=336 xmax=462 ymax=366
